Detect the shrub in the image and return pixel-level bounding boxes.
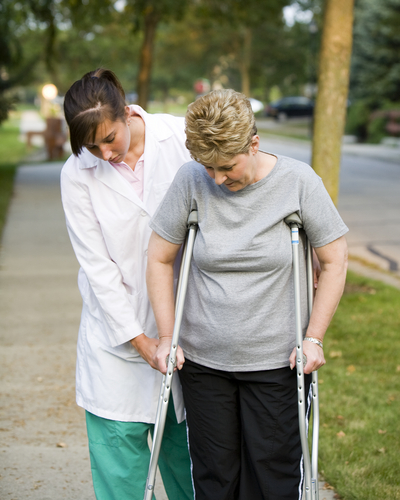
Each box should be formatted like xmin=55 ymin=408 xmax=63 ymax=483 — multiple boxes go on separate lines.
xmin=345 ymin=100 xmax=370 ymax=141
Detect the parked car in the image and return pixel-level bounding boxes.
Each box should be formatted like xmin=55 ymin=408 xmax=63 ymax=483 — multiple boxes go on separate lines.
xmin=265 ymin=96 xmax=314 ymax=120
xmin=249 ymin=97 xmax=264 ymax=114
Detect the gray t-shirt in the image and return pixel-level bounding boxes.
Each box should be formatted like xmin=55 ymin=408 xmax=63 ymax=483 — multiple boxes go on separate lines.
xmin=150 ymin=154 xmax=348 ymax=371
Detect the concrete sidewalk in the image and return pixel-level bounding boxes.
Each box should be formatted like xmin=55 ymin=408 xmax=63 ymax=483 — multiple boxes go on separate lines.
xmin=0 ymin=163 xmax=339 ymax=499
xmin=0 ymin=164 xmax=167 ymax=499
xmin=0 ymin=164 xmax=94 ymax=499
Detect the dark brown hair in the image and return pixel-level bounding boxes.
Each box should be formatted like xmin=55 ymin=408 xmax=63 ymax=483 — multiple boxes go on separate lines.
xmin=64 ymin=68 xmax=126 ymax=156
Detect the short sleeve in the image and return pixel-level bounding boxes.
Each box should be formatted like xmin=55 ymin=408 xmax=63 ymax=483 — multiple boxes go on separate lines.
xmin=149 ymin=162 xmax=194 ymax=244
xmin=300 ymin=178 xmax=349 ymax=247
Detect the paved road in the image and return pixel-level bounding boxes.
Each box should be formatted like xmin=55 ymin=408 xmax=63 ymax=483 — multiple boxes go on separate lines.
xmin=259 ymin=133 xmax=400 ymax=282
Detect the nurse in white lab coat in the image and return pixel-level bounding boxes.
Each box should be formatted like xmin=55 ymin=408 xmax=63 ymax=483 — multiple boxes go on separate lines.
xmin=60 ymin=68 xmax=193 ymax=500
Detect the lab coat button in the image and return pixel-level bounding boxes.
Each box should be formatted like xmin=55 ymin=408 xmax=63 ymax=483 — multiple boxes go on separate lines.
xmin=140 ymin=211 xmax=147 ymax=217
xmin=145 ymin=249 xmax=148 ymax=255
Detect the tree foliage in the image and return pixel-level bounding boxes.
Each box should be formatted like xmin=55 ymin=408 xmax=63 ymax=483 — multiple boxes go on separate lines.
xmin=350 ymin=0 xmax=400 ymax=104
xmin=194 ymin=0 xmax=291 ymax=95
xmin=0 ymin=0 xmax=37 ymax=123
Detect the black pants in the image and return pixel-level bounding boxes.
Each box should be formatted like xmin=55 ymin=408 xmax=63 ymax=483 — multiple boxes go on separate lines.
xmin=179 ymin=359 xmax=311 ymax=500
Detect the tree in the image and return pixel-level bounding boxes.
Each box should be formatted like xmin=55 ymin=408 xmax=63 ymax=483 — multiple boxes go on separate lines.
xmin=196 ymin=0 xmax=290 ymax=96
xmin=311 ymin=0 xmax=355 ymax=205
xmin=123 ymin=0 xmax=190 ymax=109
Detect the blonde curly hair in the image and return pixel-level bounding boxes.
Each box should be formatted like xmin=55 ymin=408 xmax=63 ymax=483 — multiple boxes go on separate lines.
xmin=185 ymin=89 xmax=257 ymax=165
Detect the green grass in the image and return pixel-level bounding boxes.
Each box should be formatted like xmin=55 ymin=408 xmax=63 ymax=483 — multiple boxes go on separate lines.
xmin=319 ymin=271 xmax=400 ymax=499
xmin=259 ymin=129 xmax=312 ymax=142
xmin=0 ymin=115 xmax=28 ymax=238
xmin=148 ymin=100 xmax=188 ymax=116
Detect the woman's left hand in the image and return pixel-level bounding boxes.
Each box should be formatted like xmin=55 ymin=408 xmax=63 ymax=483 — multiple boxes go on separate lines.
xmin=289 ymin=341 xmax=325 ymax=375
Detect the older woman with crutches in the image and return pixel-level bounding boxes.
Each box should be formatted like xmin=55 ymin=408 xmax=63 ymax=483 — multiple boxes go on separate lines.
xmin=146 ymin=89 xmax=348 ymax=500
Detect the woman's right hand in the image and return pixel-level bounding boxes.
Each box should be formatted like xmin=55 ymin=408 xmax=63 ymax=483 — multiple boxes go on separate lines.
xmin=152 ymin=336 xmax=186 ymax=375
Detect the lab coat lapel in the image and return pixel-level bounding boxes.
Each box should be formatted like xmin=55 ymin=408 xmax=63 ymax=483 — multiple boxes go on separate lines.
xmin=142 ymin=129 xmax=159 ymax=208
xmin=94 ymin=159 xmax=146 ymax=210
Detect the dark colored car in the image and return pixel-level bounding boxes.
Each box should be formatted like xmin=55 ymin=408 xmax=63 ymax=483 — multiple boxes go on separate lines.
xmin=265 ymin=96 xmax=314 ymax=120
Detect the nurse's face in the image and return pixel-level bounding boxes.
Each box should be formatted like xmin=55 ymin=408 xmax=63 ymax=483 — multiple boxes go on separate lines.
xmin=85 ymin=113 xmax=131 ymax=163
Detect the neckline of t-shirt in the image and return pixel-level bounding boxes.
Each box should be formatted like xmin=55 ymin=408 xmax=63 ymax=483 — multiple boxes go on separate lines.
xmin=219 ymin=151 xmax=281 ymax=195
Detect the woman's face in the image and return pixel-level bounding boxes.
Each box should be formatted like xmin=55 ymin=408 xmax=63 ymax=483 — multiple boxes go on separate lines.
xmin=84 ymin=112 xmax=131 ymax=163
xmin=203 ymin=148 xmax=258 ymax=192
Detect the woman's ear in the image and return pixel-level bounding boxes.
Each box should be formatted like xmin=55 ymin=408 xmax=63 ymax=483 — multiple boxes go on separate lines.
xmin=251 ymin=135 xmax=260 ymax=155
xmin=125 ymin=106 xmax=131 ymax=124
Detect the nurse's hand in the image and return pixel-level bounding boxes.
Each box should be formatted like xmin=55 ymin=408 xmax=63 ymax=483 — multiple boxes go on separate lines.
xmin=152 ymin=336 xmax=185 ymax=375
xmin=130 ymin=333 xmax=159 ymax=367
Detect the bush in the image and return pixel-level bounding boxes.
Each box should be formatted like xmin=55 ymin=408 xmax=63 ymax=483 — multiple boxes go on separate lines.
xmin=367 ymin=116 xmax=387 ymax=144
xmin=346 ymin=100 xmax=400 ymax=143
xmin=345 ymin=100 xmax=370 ymax=141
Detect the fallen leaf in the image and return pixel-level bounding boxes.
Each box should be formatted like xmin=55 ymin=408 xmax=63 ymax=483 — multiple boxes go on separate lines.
xmin=56 ymin=442 xmax=67 ymax=448
xmin=378 ymin=447 xmax=386 ymax=453
xmin=347 ymin=365 xmax=356 ymax=374
xmin=396 ymin=366 xmax=400 ymax=373
xmin=329 ymin=351 xmax=342 ymax=358
xmin=378 ymin=429 xmax=387 ymax=434
xmin=337 ymin=431 xmax=346 ymax=438
xmin=323 ymin=483 xmax=335 ymax=490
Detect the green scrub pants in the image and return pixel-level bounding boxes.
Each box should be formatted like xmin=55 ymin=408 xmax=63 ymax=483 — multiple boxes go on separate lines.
xmin=85 ymin=400 xmax=194 ymax=500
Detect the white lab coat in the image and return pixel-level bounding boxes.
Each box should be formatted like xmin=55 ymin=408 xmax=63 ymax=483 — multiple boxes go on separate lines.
xmin=60 ymin=107 xmax=191 ymax=423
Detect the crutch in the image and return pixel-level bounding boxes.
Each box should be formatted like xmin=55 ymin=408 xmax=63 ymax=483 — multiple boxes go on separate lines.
xmin=144 ymin=210 xmax=199 ymax=500
xmin=285 ymin=213 xmax=319 ymax=500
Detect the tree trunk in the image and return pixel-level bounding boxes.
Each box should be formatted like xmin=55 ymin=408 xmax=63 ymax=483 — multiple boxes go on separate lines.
xmin=238 ymin=27 xmax=252 ymax=96
xmin=311 ymin=0 xmax=354 ymax=205
xmin=137 ymin=8 xmax=160 ymax=110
